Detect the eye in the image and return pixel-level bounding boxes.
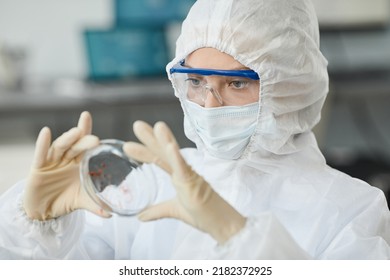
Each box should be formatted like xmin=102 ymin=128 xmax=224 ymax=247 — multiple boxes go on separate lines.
xmin=185 ymin=77 xmax=203 ymax=88
xmin=229 ymin=80 xmax=249 ymax=89
xmin=186 ymin=78 xmax=200 ymax=86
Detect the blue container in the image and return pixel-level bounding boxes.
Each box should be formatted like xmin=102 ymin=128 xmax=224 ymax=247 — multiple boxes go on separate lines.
xmin=115 ymin=0 xmax=195 ymax=26
xmin=84 ymin=28 xmax=169 ymax=80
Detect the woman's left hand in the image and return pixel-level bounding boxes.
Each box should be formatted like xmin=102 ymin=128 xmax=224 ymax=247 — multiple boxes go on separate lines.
xmin=123 ymin=121 xmax=246 ymax=244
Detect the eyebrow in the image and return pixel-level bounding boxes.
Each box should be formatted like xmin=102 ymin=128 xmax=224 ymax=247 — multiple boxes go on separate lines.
xmin=184 ymin=62 xmax=250 ymax=71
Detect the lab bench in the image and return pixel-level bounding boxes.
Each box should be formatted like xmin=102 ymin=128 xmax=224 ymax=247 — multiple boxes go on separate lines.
xmin=0 ymin=78 xmax=194 ymax=148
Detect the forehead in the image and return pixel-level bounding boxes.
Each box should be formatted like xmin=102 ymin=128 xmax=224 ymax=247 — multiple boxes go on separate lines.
xmin=185 ymin=47 xmax=249 ymax=70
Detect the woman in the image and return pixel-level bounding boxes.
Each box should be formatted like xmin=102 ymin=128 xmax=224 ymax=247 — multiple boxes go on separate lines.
xmin=0 ymin=0 xmax=389 ymax=259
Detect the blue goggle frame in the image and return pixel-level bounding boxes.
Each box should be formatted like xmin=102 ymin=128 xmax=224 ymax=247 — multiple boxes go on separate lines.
xmin=170 ymin=60 xmax=260 ymax=80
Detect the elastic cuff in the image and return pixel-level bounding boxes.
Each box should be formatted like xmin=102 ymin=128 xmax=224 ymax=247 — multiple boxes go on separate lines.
xmin=17 ymin=192 xmax=84 ymax=236
xmin=213 ymin=216 xmax=255 ymax=255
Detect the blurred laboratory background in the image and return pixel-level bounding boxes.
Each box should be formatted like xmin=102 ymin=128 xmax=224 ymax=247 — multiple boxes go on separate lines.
xmin=0 ymin=0 xmax=390 ymax=205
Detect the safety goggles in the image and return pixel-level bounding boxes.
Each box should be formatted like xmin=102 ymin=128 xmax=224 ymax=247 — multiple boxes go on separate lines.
xmin=169 ymin=60 xmax=260 ymax=106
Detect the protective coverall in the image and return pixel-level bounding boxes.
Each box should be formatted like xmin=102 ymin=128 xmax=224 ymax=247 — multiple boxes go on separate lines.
xmin=0 ymin=0 xmax=389 ymax=259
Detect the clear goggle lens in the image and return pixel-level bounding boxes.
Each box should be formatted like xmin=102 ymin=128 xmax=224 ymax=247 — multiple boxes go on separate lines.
xmin=170 ymin=61 xmax=260 ymax=106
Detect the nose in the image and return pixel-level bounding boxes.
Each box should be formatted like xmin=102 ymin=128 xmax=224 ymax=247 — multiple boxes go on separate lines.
xmin=203 ymin=86 xmax=223 ymax=108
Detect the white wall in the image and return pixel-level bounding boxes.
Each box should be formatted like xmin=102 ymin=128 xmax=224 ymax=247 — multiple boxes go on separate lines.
xmin=312 ymin=0 xmax=390 ymax=27
xmin=0 ymin=0 xmax=112 ymax=79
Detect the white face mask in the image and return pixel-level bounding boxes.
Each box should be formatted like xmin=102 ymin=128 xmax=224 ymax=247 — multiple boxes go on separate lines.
xmin=185 ymin=100 xmax=259 ymax=159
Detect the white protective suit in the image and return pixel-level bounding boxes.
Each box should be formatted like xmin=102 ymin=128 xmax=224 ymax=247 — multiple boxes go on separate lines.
xmin=1 ymin=0 xmax=390 ymax=259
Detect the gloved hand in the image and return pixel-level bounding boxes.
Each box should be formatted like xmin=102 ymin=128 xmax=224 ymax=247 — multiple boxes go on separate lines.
xmin=123 ymin=121 xmax=246 ymax=244
xmin=23 ymin=111 xmax=111 ymax=221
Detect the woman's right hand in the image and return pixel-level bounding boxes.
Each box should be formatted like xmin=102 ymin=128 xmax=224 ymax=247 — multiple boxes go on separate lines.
xmin=23 ymin=111 xmax=111 ymax=220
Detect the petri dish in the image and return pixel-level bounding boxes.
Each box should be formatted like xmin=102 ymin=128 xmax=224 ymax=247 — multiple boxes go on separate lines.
xmin=80 ymin=139 xmax=157 ymax=216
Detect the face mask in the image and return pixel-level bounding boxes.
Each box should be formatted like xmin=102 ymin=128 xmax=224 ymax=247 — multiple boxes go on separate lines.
xmin=185 ymin=100 xmax=259 ymax=159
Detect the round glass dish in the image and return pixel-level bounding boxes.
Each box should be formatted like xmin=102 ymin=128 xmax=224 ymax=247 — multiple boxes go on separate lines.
xmin=80 ymin=139 xmax=157 ymax=216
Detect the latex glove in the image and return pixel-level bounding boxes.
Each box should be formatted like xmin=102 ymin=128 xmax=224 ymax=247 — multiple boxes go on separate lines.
xmin=124 ymin=121 xmax=246 ymax=244
xmin=23 ymin=111 xmax=111 ymax=221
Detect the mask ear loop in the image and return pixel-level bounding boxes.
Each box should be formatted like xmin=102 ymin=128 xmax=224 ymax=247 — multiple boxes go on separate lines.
xmin=204 ymin=85 xmax=223 ymax=105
